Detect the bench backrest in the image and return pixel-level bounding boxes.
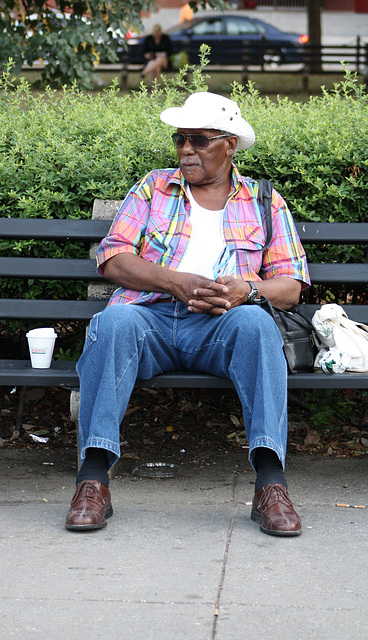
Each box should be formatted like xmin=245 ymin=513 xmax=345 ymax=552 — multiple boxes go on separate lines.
xmin=1 ymin=199 xmax=368 ymax=325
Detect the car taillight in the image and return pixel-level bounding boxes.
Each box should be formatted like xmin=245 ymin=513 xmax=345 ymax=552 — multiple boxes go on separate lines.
xmin=298 ymin=34 xmax=309 ymax=44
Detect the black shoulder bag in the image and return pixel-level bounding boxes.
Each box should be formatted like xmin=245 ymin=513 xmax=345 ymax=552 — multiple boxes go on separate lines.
xmin=256 ymin=179 xmax=315 ymax=374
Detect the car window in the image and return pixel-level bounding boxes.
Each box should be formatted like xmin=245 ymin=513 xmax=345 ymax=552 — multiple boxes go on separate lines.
xmin=225 ymin=17 xmax=260 ymax=36
xmin=191 ymin=19 xmax=223 ymax=36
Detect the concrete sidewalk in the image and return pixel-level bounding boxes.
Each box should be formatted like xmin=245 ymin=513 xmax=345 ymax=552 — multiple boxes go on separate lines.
xmin=1 ymin=447 xmax=367 ymax=639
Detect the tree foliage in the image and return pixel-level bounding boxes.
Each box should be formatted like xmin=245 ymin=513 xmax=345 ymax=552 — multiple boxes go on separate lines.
xmin=0 ymin=0 xmax=225 ymax=88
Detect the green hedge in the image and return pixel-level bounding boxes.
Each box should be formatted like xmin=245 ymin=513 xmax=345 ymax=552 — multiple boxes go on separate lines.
xmin=1 ymin=61 xmax=368 ymax=305
xmin=1 ymin=64 xmax=367 ymax=221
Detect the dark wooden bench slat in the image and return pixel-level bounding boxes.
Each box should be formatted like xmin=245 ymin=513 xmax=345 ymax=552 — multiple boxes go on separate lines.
xmin=1 ymin=360 xmax=368 ymax=390
xmin=2 ymin=257 xmax=368 ymax=285
xmin=2 ymin=219 xmax=368 ymax=244
xmin=0 ymin=299 xmax=106 ymax=320
xmin=289 ymin=305 xmax=368 ymax=325
xmin=288 ymin=372 xmax=368 ymax=389
xmin=0 ymin=359 xmax=79 ymax=387
xmin=0 ymin=218 xmax=111 ymax=241
xmin=295 ymin=222 xmax=368 ymax=243
xmin=307 ymin=263 xmax=368 ymax=284
xmin=0 ymin=257 xmax=101 ymax=280
xmin=0 ymin=300 xmax=367 ymax=324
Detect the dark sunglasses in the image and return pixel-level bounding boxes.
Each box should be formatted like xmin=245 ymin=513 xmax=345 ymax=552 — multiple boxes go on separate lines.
xmin=172 ymin=132 xmax=230 ymax=150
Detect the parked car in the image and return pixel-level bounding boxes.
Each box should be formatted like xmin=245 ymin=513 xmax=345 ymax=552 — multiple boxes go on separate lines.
xmin=124 ymin=13 xmax=309 ymax=67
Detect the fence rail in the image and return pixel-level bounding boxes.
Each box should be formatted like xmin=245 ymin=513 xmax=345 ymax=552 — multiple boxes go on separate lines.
xmin=241 ymin=37 xmax=367 ymax=71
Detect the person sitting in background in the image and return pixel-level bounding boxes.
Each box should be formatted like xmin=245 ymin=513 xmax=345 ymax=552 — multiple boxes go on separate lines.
xmin=141 ymin=24 xmax=172 ymax=82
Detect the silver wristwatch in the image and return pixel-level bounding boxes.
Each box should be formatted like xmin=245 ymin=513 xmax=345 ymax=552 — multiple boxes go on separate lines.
xmin=246 ymin=281 xmax=259 ymax=304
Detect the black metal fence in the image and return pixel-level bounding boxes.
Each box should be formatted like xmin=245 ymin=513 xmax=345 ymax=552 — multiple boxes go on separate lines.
xmin=242 ymin=36 xmax=368 ymax=72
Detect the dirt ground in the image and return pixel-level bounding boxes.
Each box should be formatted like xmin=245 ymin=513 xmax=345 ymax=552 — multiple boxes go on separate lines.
xmin=1 ymin=385 xmax=368 ymax=468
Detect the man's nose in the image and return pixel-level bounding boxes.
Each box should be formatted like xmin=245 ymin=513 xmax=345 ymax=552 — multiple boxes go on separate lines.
xmin=181 ymin=138 xmax=195 ymax=153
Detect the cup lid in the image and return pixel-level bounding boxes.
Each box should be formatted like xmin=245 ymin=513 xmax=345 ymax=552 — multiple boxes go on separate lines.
xmin=26 ymin=327 xmax=57 ymax=338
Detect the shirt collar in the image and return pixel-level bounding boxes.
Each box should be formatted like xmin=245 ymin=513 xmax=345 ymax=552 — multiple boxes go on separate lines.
xmin=165 ymin=164 xmax=242 ymax=194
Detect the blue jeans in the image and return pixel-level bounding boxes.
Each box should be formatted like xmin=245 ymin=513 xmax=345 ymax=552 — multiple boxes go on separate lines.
xmin=76 ymin=302 xmax=288 ymax=470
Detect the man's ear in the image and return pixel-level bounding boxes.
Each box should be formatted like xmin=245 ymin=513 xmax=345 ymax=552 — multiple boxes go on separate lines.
xmin=226 ymin=135 xmax=238 ymax=157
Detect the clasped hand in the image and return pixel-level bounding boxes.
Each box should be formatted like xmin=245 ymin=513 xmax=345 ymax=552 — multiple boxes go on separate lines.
xmin=175 ymin=274 xmax=249 ymax=316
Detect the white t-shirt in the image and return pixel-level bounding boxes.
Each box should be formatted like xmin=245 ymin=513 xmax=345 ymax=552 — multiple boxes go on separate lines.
xmin=176 ymin=186 xmax=225 ymax=279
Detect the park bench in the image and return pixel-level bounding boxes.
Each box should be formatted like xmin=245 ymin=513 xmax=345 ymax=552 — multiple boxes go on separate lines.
xmin=1 ymin=200 xmax=368 ymax=429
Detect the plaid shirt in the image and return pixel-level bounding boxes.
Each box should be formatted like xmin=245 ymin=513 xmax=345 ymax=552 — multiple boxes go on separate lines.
xmin=96 ymin=165 xmax=310 ymax=305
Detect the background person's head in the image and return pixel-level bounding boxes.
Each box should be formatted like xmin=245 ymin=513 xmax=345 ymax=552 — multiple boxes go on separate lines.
xmin=152 ymin=24 xmax=163 ymax=39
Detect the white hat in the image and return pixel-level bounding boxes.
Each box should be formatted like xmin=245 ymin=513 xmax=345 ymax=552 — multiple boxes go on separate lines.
xmin=160 ymin=91 xmax=255 ymax=150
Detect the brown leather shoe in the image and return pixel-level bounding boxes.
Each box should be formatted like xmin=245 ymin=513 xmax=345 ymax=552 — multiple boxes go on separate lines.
xmin=251 ymin=483 xmax=302 ymax=537
xmin=65 ymin=480 xmax=113 ymax=531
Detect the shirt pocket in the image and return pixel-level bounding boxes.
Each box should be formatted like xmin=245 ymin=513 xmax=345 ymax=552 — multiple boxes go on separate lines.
xmin=145 ymin=218 xmax=172 ymax=248
xmin=226 ymin=224 xmax=266 ymax=253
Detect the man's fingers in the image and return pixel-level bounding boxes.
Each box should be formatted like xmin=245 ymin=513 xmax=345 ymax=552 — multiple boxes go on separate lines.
xmin=188 ymin=297 xmax=231 ymax=310
xmin=188 ymin=304 xmax=228 ymax=315
xmin=193 ymin=285 xmax=229 ymax=297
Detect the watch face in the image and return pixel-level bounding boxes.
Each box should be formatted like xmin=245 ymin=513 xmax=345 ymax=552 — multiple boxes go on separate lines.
xmin=247 ymin=283 xmax=259 ymax=303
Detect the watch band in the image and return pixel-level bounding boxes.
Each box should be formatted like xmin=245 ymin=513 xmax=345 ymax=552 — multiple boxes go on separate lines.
xmin=246 ymin=280 xmax=259 ymax=304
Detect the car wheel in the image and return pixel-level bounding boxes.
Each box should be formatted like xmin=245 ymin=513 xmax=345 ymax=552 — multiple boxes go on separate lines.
xmin=263 ymin=49 xmax=283 ymax=66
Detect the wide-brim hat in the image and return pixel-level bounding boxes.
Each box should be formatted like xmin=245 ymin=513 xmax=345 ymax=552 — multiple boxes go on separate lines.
xmin=160 ymin=91 xmax=255 ymax=150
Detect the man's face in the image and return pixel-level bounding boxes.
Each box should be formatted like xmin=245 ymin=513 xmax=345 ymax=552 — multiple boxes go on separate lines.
xmin=175 ymin=128 xmax=237 ymax=186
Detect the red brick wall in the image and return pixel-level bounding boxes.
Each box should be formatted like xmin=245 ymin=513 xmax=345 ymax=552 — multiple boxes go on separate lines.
xmin=152 ymin=0 xmax=185 ymax=7
xmin=324 ymin=0 xmax=354 ymax=9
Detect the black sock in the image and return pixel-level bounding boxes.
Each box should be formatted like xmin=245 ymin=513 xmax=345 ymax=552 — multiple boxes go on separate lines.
xmin=253 ymin=447 xmax=287 ymax=493
xmin=76 ymin=448 xmax=109 ymax=488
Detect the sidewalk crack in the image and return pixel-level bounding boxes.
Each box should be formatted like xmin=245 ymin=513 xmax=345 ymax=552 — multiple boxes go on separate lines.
xmin=211 ymin=465 xmax=239 ymax=639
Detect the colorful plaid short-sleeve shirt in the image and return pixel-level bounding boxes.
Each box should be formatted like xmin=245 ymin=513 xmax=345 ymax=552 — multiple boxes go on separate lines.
xmin=96 ymin=165 xmax=310 ymax=305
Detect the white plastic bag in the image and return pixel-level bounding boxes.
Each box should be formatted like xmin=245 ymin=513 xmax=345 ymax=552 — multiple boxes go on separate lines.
xmin=312 ymin=304 xmax=368 ymax=373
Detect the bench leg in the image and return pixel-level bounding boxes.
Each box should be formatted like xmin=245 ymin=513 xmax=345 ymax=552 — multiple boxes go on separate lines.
xmin=15 ymin=386 xmax=26 ymax=431
xmin=70 ymin=388 xmax=81 ymax=470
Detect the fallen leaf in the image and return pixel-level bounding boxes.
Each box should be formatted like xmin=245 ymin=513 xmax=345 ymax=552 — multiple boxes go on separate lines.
xmin=25 ymin=389 xmax=45 ymax=403
xmin=304 ymin=430 xmax=321 ymax=447
xmin=120 ymin=453 xmax=140 ymax=460
xmin=361 ymin=437 xmax=368 ymax=448
xmin=125 ymin=406 xmax=140 ymax=416
xmin=230 ymin=414 xmax=240 ymax=426
xmin=22 ymin=423 xmax=38 ymax=432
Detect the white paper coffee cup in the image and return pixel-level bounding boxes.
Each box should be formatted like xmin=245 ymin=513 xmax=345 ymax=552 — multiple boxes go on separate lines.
xmin=26 ymin=328 xmax=57 ymax=369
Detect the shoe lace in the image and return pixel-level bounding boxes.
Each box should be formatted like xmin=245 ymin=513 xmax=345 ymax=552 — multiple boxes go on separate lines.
xmin=260 ymin=484 xmax=292 ymax=509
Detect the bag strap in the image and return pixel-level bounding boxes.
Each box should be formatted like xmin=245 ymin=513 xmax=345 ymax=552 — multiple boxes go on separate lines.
xmin=257 ymin=178 xmax=273 ymax=252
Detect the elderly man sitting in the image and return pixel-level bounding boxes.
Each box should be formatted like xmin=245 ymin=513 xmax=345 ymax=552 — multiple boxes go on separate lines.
xmin=66 ymin=91 xmax=310 ymax=536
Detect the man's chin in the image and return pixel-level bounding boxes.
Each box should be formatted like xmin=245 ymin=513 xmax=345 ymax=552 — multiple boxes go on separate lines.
xmin=181 ymin=166 xmax=203 ymax=184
